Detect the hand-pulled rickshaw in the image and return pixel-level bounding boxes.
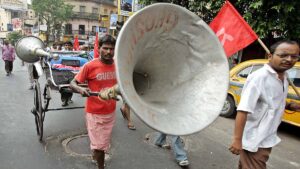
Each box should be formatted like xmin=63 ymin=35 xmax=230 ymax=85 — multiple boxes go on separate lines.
xmin=16 ymin=36 xmax=96 ymax=141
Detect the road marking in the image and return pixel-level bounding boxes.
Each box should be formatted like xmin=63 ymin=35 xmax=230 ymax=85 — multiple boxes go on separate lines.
xmin=289 ymin=161 xmax=300 ymax=167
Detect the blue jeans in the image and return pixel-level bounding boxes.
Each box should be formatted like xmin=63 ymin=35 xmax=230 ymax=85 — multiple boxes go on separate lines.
xmin=154 ymin=132 xmax=188 ymax=162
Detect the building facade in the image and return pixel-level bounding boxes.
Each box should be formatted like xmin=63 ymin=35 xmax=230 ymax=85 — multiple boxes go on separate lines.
xmin=63 ymin=0 xmax=117 ymax=43
xmin=0 ymin=0 xmax=27 ymax=38
xmin=23 ymin=7 xmax=38 ymax=36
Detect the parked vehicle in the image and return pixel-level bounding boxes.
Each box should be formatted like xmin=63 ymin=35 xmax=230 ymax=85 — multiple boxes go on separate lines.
xmin=221 ymin=59 xmax=300 ymax=127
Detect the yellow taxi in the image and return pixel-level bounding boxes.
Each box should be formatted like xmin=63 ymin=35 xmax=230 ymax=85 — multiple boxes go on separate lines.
xmin=221 ymin=59 xmax=300 ymax=127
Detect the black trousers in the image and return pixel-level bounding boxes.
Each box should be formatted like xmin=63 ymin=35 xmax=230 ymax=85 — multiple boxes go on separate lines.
xmin=4 ymin=60 xmax=13 ymax=73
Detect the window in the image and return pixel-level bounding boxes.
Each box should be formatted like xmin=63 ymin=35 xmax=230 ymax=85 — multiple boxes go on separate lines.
xmin=7 ymin=24 xmax=13 ymax=31
xmin=79 ymin=25 xmax=85 ymax=35
xmin=237 ymin=66 xmax=252 ymax=78
xmin=287 ymin=68 xmax=300 ymax=87
xmin=99 ymin=27 xmax=107 ymax=33
xmin=237 ymin=64 xmax=263 ymax=78
xmin=92 ymin=26 xmax=97 ymax=32
xmin=12 ymin=12 xmax=19 ymax=18
xmin=80 ymin=6 xmax=86 ymax=13
xmin=90 ymin=26 xmax=97 ymax=35
xmin=92 ymin=8 xmax=98 ymax=14
xmin=251 ymin=65 xmax=263 ymax=73
xmin=65 ymin=24 xmax=72 ymax=35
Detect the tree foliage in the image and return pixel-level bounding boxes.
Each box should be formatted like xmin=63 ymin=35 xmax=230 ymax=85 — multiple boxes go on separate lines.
xmin=139 ymin=0 xmax=300 ymax=42
xmin=7 ymin=31 xmax=23 ymax=46
xmin=32 ymin=0 xmax=74 ymax=42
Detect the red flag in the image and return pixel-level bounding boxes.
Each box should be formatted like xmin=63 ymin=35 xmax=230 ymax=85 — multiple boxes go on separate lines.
xmin=94 ymin=32 xmax=99 ymax=58
xmin=73 ymin=35 xmax=80 ymax=51
xmin=209 ymin=1 xmax=258 ymax=57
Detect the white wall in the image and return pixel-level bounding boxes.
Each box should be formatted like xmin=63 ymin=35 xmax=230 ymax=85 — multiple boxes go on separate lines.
xmin=0 ymin=8 xmax=11 ymax=31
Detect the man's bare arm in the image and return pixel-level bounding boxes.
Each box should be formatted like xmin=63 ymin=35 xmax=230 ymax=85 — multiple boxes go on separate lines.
xmin=70 ymin=78 xmax=90 ymax=96
xmin=229 ymin=111 xmax=248 ymax=155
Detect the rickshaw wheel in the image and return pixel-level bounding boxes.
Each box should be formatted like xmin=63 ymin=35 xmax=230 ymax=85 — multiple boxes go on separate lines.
xmin=33 ymin=80 xmax=44 ymax=141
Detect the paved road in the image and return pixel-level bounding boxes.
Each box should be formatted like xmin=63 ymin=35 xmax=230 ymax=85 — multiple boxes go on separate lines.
xmin=0 ymin=57 xmax=299 ymax=169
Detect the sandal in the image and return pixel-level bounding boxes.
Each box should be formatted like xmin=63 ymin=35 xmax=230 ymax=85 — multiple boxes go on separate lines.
xmin=128 ymin=124 xmax=136 ymax=130
xmin=120 ymin=108 xmax=136 ymax=130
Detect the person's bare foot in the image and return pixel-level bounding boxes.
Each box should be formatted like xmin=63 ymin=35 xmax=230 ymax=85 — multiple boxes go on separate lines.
xmin=127 ymin=123 xmax=136 ymax=130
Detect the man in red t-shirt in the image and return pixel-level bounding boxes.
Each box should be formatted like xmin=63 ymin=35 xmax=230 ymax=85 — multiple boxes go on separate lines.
xmin=70 ymin=35 xmax=116 ymax=169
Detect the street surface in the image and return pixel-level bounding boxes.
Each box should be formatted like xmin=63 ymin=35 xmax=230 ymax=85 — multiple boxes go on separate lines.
xmin=0 ymin=56 xmax=300 ymax=169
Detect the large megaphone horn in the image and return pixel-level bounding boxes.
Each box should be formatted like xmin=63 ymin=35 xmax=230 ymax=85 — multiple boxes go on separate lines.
xmin=114 ymin=3 xmax=229 ymax=135
xmin=15 ymin=36 xmax=50 ymax=63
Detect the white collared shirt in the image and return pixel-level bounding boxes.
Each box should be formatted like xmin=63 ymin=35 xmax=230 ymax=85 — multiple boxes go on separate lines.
xmin=237 ymin=64 xmax=288 ymax=152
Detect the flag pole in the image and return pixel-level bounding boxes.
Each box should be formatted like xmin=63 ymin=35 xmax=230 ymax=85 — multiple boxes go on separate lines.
xmin=257 ymin=38 xmax=270 ymax=54
xmin=258 ymin=38 xmax=300 ymax=98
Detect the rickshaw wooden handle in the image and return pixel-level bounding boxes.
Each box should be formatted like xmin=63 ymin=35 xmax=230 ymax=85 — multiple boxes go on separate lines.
xmin=88 ymin=92 xmax=99 ymax=96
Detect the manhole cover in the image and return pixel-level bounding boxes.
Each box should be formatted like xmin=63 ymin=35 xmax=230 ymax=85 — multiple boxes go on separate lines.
xmin=62 ymin=134 xmax=111 ymax=161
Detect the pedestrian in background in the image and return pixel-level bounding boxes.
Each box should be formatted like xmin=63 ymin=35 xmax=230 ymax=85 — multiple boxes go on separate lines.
xmin=2 ymin=40 xmax=15 ymax=76
xmin=60 ymin=42 xmax=74 ymax=106
xmin=154 ymin=133 xmax=189 ymax=167
xmin=229 ymin=40 xmax=300 ymax=169
xmin=63 ymin=41 xmax=73 ymax=51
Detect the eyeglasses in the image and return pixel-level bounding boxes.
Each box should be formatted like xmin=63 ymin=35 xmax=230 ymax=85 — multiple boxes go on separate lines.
xmin=274 ymin=53 xmax=300 ymax=61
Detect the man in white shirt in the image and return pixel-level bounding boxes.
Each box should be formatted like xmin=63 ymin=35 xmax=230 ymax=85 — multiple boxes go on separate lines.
xmin=229 ymin=40 xmax=300 ymax=169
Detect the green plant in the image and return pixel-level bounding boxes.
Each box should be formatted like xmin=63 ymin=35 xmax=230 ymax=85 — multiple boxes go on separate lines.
xmin=7 ymin=31 xmax=23 ymax=46
xmin=139 ymin=0 xmax=300 ymax=42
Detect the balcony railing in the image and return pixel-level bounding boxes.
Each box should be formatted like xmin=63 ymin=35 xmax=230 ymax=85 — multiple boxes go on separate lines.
xmin=102 ymin=0 xmax=116 ymax=6
xmin=65 ymin=30 xmax=97 ymax=36
xmin=89 ymin=0 xmax=116 ymax=6
xmin=72 ymin=12 xmax=99 ymax=20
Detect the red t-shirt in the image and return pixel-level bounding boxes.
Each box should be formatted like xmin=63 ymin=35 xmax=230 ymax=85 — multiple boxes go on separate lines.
xmin=75 ymin=59 xmax=117 ymax=114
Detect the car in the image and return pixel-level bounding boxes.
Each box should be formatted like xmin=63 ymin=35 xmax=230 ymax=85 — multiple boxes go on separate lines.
xmin=221 ymin=59 xmax=300 ymax=127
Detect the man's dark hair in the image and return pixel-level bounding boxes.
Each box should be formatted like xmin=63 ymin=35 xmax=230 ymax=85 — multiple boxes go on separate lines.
xmin=99 ymin=34 xmax=116 ymax=47
xmin=4 ymin=40 xmax=9 ymax=45
xmin=64 ymin=41 xmax=73 ymax=46
xmin=270 ymin=40 xmax=299 ymax=54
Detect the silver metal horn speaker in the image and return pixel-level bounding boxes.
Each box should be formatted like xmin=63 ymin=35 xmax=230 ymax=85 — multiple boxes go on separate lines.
xmin=115 ymin=3 xmax=229 ymax=135
xmin=15 ymin=36 xmax=50 ymax=63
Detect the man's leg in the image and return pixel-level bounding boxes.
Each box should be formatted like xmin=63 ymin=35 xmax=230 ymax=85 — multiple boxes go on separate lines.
xmin=60 ymin=92 xmax=68 ymax=106
xmin=93 ymin=149 xmax=105 ymax=169
xmin=170 ymin=135 xmax=189 ymax=166
xmin=9 ymin=61 xmax=13 ymax=73
xmin=68 ymin=93 xmax=73 ymax=103
xmin=86 ymin=113 xmax=115 ymax=168
xmin=239 ymin=148 xmax=272 ymax=169
xmin=60 ymin=89 xmax=72 ymax=106
xmin=121 ymin=103 xmax=135 ymax=130
xmin=154 ymin=132 xmax=169 ymax=148
xmin=4 ymin=60 xmax=9 ymax=75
